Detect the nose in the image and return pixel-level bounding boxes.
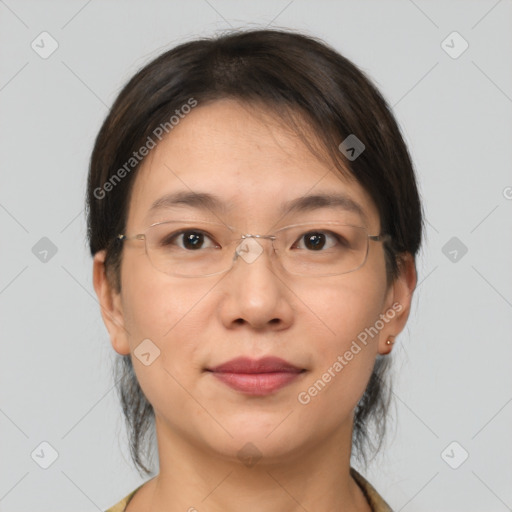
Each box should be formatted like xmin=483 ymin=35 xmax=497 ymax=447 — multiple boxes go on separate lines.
xmin=216 ymin=235 xmax=294 ymax=331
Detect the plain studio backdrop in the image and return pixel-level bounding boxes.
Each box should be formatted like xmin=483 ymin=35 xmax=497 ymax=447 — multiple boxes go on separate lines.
xmin=1 ymin=1 xmax=511 ymax=511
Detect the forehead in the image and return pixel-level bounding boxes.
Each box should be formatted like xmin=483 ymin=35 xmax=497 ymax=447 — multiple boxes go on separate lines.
xmin=126 ymin=99 xmax=381 ymax=231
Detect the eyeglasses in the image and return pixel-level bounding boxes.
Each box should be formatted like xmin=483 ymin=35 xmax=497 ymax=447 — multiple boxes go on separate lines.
xmin=116 ymin=219 xmax=391 ymax=278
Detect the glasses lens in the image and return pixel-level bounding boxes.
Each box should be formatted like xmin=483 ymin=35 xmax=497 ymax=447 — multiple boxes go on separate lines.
xmin=145 ymin=221 xmax=233 ymax=277
xmin=275 ymin=222 xmax=369 ymax=276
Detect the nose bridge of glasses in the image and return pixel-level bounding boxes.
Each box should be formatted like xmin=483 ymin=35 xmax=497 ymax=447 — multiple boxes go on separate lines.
xmin=232 ymin=233 xmax=278 ymax=267
xmin=240 ymin=233 xmax=276 ymax=242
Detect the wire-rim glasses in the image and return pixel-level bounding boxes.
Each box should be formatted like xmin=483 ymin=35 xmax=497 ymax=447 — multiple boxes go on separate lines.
xmin=116 ymin=219 xmax=391 ymax=278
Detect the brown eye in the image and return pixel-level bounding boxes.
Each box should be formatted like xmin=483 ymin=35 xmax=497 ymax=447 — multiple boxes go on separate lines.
xmin=161 ymin=230 xmax=217 ymax=250
xmin=304 ymin=232 xmax=325 ymax=250
xmin=180 ymin=231 xmax=205 ymax=250
xmin=296 ymin=231 xmax=339 ymax=251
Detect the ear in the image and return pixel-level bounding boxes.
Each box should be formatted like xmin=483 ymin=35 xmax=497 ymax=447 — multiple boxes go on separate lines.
xmin=92 ymin=250 xmax=130 ymax=356
xmin=378 ymin=252 xmax=418 ymax=355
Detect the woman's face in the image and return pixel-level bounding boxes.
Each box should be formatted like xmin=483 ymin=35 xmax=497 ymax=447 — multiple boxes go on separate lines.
xmin=94 ymin=98 xmax=414 ymax=464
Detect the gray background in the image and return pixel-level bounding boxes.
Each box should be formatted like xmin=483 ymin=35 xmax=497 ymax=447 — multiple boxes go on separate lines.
xmin=1 ymin=0 xmax=511 ymax=510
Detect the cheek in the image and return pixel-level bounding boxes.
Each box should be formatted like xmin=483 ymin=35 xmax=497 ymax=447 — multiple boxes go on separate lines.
xmin=298 ymin=259 xmax=387 ymax=347
xmin=119 ymin=258 xmax=214 ymax=419
xmin=292 ymin=269 xmax=387 ymax=415
xmin=121 ymin=250 xmax=201 ymax=338
xmin=120 ymin=253 xmax=211 ymax=378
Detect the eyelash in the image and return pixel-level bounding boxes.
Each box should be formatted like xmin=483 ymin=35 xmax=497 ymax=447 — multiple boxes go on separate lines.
xmin=161 ymin=229 xmax=345 ymax=250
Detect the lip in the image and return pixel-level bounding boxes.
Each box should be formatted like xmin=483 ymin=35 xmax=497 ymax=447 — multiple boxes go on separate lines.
xmin=208 ymin=356 xmax=302 ymax=374
xmin=206 ymin=357 xmax=305 ymax=396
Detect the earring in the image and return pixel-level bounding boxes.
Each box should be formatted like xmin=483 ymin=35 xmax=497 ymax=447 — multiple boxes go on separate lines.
xmin=385 ymin=339 xmax=393 ymax=346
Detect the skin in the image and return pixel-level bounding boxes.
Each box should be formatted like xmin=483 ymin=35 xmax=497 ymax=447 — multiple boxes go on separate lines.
xmin=93 ymin=98 xmax=417 ymax=511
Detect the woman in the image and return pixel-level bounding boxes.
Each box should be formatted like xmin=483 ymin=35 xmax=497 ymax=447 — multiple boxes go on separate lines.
xmin=88 ymin=28 xmax=422 ymax=512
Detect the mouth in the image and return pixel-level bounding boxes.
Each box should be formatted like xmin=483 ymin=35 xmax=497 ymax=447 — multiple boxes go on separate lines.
xmin=205 ymin=356 xmax=306 ymax=396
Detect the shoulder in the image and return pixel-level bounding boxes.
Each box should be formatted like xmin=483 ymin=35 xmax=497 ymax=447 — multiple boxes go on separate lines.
xmin=104 ymin=485 xmax=142 ymax=512
xmin=350 ymin=467 xmax=394 ymax=512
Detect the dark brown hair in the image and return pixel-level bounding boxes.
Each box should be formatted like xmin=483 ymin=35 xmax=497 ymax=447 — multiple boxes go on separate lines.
xmin=86 ymin=28 xmax=423 ymax=476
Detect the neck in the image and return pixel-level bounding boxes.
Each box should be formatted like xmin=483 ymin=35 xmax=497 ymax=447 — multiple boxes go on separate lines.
xmin=133 ymin=414 xmax=371 ymax=512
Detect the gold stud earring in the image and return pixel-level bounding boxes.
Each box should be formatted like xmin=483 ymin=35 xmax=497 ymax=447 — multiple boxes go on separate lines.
xmin=385 ymin=339 xmax=393 ymax=346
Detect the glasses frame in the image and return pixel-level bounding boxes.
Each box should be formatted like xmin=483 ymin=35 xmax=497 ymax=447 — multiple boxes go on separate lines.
xmin=116 ymin=219 xmax=392 ymax=278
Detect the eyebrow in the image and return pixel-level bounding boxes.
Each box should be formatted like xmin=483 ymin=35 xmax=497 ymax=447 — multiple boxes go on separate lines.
xmin=147 ymin=190 xmax=368 ymax=223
